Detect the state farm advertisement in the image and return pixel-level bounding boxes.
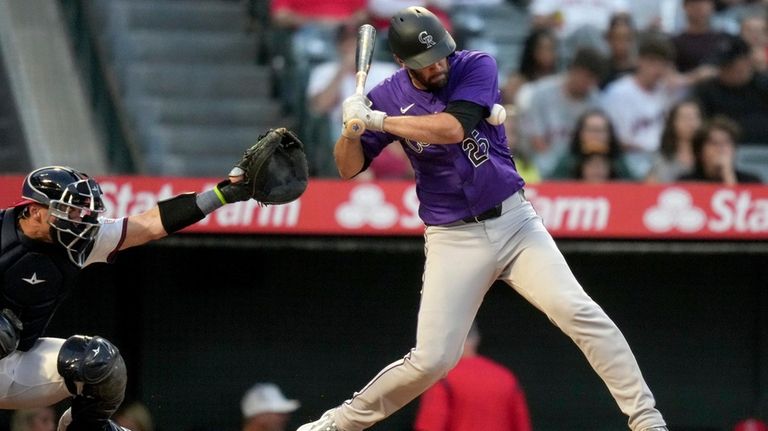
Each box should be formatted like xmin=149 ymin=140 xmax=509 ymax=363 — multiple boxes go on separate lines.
xmin=1 ymin=175 xmax=767 ymax=239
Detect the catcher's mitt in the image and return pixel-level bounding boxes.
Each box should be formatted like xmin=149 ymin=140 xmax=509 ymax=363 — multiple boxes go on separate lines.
xmin=229 ymin=128 xmax=309 ymax=205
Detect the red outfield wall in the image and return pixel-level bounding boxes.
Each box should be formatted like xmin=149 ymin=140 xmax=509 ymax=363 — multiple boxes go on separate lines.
xmin=2 ymin=176 xmax=767 ymax=239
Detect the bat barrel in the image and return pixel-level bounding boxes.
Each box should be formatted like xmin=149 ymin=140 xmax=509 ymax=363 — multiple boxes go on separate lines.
xmin=355 ymin=24 xmax=376 ymax=78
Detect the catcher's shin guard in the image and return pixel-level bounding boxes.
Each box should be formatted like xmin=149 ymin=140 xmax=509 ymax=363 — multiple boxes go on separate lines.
xmin=57 ymin=335 xmax=127 ymax=431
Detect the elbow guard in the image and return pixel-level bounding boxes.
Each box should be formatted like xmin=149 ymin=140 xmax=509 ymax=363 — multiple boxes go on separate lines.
xmin=444 ymin=100 xmax=486 ymax=137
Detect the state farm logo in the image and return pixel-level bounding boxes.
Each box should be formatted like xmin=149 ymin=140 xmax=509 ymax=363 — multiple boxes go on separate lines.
xmin=336 ymin=184 xmax=399 ymax=228
xmin=643 ymin=188 xmax=706 ymax=233
xmin=99 ymin=181 xmax=299 ymax=227
xmin=525 ymin=188 xmax=609 ymax=231
xmin=643 ymin=188 xmax=768 ymax=233
xmin=335 ymin=183 xmax=422 ymax=229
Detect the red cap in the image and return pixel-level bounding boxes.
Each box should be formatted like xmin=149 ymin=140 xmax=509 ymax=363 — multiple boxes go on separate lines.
xmin=12 ymin=198 xmax=35 ymax=207
xmin=734 ymin=419 xmax=768 ymax=431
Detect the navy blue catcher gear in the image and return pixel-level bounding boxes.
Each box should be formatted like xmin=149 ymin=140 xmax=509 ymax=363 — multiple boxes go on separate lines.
xmin=21 ymin=166 xmax=105 ymax=267
xmin=1 ymin=207 xmax=79 ymax=351
xmin=0 ymin=309 xmax=21 ymax=359
xmin=58 ymin=335 xmax=127 ymax=431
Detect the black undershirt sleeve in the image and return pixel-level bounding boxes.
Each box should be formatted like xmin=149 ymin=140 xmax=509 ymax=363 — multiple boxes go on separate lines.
xmin=444 ymin=100 xmax=488 ymax=137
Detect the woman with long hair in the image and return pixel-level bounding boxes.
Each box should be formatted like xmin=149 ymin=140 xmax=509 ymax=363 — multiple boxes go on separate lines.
xmin=678 ymin=116 xmax=762 ymax=184
xmin=646 ymin=99 xmax=702 ymax=182
xmin=502 ymin=28 xmax=558 ymax=105
xmin=551 ymin=109 xmax=633 ymax=180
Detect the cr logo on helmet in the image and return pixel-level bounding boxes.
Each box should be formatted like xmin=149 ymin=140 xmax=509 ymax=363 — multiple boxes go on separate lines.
xmin=418 ymin=31 xmax=436 ymax=48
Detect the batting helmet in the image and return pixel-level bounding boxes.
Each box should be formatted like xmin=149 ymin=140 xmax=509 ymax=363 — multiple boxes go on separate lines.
xmin=388 ymin=7 xmax=456 ymax=69
xmin=21 ymin=166 xmax=105 ymax=267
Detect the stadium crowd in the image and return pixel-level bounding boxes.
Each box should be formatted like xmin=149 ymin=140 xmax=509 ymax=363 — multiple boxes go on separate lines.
xmin=264 ymin=0 xmax=768 ymax=184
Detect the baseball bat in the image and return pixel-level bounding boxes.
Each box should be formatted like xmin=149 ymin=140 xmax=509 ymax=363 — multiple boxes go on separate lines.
xmin=343 ymin=24 xmax=377 ymax=139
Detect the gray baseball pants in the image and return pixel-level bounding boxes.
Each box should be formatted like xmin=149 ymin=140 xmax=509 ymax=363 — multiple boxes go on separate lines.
xmin=333 ymin=190 xmax=666 ymax=431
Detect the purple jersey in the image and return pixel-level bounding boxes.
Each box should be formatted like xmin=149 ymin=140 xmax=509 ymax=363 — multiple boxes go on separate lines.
xmin=362 ymin=50 xmax=525 ymax=225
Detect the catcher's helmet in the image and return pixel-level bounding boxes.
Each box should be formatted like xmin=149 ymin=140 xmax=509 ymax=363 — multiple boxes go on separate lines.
xmin=388 ymin=7 xmax=456 ymax=69
xmin=21 ymin=166 xmax=105 ymax=267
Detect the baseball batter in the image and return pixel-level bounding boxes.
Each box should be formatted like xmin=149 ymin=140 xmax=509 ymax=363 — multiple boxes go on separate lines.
xmin=298 ymin=7 xmax=668 ymax=431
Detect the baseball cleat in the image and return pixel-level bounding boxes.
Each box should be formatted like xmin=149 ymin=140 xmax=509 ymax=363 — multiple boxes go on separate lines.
xmin=641 ymin=427 xmax=669 ymax=431
xmin=297 ymin=409 xmax=343 ymax=431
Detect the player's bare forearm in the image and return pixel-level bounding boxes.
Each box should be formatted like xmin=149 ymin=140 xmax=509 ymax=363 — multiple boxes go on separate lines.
xmin=383 ymin=112 xmax=464 ymax=144
xmin=120 ymin=206 xmax=167 ymax=250
xmin=334 ymin=135 xmax=366 ymax=179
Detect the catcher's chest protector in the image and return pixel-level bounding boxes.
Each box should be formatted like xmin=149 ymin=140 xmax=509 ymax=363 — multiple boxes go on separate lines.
xmin=0 ymin=208 xmax=79 ymax=351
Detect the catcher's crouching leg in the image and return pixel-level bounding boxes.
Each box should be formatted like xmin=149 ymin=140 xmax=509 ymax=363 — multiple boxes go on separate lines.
xmin=56 ymin=335 xmax=129 ymax=431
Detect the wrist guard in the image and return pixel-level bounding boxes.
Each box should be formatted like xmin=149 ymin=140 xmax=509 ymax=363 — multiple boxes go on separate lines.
xmin=157 ymin=193 xmax=205 ymax=234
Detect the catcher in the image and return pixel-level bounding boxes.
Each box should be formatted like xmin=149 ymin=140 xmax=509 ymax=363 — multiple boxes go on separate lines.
xmin=0 ymin=129 xmax=307 ymax=431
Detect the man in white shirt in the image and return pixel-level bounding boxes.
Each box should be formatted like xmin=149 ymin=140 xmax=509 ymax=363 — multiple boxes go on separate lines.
xmin=601 ymin=35 xmax=681 ymax=178
xmin=521 ymin=47 xmax=607 ymax=177
xmin=307 ymin=25 xmax=399 ymax=174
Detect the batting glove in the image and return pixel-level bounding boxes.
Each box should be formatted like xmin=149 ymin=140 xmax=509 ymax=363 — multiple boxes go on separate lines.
xmin=342 ymin=95 xmax=387 ymax=133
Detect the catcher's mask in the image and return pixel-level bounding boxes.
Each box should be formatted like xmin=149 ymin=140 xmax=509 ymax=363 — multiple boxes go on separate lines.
xmin=21 ymin=166 xmax=105 ymax=267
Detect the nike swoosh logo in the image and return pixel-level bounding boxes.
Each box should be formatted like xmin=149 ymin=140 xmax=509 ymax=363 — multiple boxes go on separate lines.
xmin=22 ymin=273 xmax=46 ymax=285
xmin=400 ymin=103 xmax=415 ymax=114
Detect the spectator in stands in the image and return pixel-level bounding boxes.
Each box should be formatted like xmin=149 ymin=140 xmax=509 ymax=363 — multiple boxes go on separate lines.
xmin=11 ymin=408 xmax=56 ymax=431
xmin=550 ymin=109 xmax=633 ymax=180
xmin=646 ymin=99 xmax=703 ymax=182
xmin=413 ymin=322 xmax=532 ymax=431
xmin=573 ymin=153 xmax=617 ymax=182
xmin=502 ymin=28 xmax=559 ymax=105
xmin=114 ymin=402 xmax=154 ymax=431
xmin=694 ymin=34 xmax=768 ymax=144
xmin=601 ymin=34 xmax=681 ymax=179
xmin=520 ymin=47 xmax=607 ymax=178
xmin=530 ymin=0 xmax=630 ymax=58
xmin=678 ymin=116 xmax=762 ymax=183
xmin=601 ymin=14 xmax=638 ymax=89
xmin=307 ymin=24 xmax=399 ymax=176
xmin=269 ymin=0 xmax=368 ymax=114
xmin=505 ymin=105 xmax=541 ymax=184
xmin=711 ymin=0 xmax=766 ymax=35
xmin=270 ymin=0 xmax=367 ymax=32
xmin=671 ymin=0 xmax=731 ymax=73
xmin=739 ymin=15 xmax=768 ymax=72
xmin=627 ymin=0 xmax=687 ymax=33
xmin=241 ymin=383 xmax=300 ymax=431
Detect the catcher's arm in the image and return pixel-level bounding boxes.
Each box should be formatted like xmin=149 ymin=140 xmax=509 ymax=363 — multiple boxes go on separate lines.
xmin=118 ymin=174 xmax=246 ymax=250
xmin=119 ymin=128 xmax=307 ymax=250
xmin=147 ymin=127 xmax=306 ymax=236
xmin=121 ymin=171 xmax=244 ymax=248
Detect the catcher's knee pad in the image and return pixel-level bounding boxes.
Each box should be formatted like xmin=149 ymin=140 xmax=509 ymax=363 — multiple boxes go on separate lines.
xmin=57 ymin=335 xmax=127 ymax=422
xmin=0 ymin=309 xmax=21 ymax=359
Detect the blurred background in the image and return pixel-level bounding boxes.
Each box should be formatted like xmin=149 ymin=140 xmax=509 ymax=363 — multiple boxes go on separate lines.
xmin=0 ymin=0 xmax=767 ymax=430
